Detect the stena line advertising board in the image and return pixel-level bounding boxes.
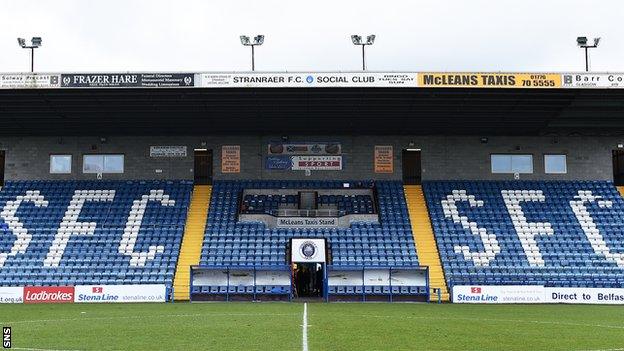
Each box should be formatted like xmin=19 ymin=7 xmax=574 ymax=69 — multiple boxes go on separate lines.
xmin=74 ymin=285 xmax=167 ymax=303
xmin=452 ymin=285 xmax=545 ymax=304
xmin=453 ymin=285 xmax=624 ymax=304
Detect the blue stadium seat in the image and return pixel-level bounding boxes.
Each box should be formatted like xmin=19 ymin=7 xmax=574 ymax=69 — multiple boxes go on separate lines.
xmin=0 ymin=180 xmax=192 ymax=286
xmin=424 ymin=180 xmax=624 ymax=288
xmin=200 ymin=180 xmax=418 ymax=267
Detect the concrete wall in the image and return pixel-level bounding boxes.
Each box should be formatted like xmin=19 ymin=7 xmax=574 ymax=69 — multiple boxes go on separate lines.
xmin=0 ymin=135 xmax=620 ymax=181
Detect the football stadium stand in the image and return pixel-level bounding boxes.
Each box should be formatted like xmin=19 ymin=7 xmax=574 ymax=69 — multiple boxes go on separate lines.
xmin=0 ymin=180 xmax=192 ymax=286
xmin=424 ymin=180 xmax=624 ymax=288
xmin=4 ymin=71 xmax=624 ymax=305
xmin=200 ymin=180 xmax=418 ymax=267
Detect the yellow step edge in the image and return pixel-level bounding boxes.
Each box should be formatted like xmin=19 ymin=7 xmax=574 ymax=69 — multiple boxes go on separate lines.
xmin=404 ymin=185 xmax=450 ymax=302
xmin=617 ymin=186 xmax=624 ymax=198
xmin=172 ymin=185 xmax=212 ymax=301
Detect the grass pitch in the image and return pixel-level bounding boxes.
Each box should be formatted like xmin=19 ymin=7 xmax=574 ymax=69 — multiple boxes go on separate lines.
xmin=1 ymin=302 xmax=623 ymax=351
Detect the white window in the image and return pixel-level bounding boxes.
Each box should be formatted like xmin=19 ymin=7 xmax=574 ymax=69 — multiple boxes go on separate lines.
xmin=545 ymin=154 xmax=567 ymax=174
xmin=83 ymin=154 xmax=124 ymax=173
xmin=491 ymin=154 xmax=533 ymax=174
xmin=50 ymin=155 xmax=72 ymax=174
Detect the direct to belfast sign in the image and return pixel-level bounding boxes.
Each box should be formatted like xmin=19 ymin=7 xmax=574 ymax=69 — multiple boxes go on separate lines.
xmin=544 ymin=287 xmax=624 ymax=304
xmin=453 ymin=285 xmax=624 ymax=304
xmin=74 ymin=284 xmax=167 ymax=303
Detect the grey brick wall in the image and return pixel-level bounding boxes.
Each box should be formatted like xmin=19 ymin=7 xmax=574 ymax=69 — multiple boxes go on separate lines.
xmin=0 ymin=135 xmax=619 ymax=181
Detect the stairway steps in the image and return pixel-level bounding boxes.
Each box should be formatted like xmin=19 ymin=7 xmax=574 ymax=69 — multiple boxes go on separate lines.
xmin=172 ymin=185 xmax=212 ymax=301
xmin=405 ymin=185 xmax=450 ymax=302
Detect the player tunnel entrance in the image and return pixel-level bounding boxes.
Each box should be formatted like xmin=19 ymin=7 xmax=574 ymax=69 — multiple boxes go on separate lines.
xmin=293 ymin=263 xmax=324 ymax=298
xmin=290 ymin=238 xmax=327 ymax=299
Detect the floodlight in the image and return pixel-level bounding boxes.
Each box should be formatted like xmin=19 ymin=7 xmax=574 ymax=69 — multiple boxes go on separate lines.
xmin=240 ymin=34 xmax=265 ymax=71
xmin=576 ymin=36 xmax=587 ymax=46
xmin=576 ymin=35 xmax=601 ymax=71
xmin=31 ymin=37 xmax=42 ymax=47
xmin=351 ymin=34 xmax=375 ymax=70
xmin=17 ymin=36 xmax=42 ymax=72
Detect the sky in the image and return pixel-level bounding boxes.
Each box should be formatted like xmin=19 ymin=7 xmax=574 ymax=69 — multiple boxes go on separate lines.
xmin=0 ymin=0 xmax=622 ymax=73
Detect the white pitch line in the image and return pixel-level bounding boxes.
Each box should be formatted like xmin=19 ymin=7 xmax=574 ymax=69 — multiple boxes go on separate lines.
xmin=302 ymin=302 xmax=309 ymax=351
xmin=12 ymin=348 xmax=81 ymax=351
xmin=0 ymin=312 xmax=299 ymax=325
xmin=341 ymin=313 xmax=624 ymax=330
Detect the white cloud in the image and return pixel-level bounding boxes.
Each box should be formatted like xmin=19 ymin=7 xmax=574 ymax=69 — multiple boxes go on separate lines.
xmin=0 ymin=0 xmax=621 ymax=72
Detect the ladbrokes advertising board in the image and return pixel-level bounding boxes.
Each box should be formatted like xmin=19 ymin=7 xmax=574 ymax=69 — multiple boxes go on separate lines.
xmin=23 ymin=286 xmax=75 ymax=304
xmin=419 ymin=73 xmax=561 ymax=88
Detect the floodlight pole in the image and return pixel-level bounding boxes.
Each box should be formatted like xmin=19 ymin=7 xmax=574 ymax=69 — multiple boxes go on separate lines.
xmin=251 ymin=45 xmax=255 ymax=71
xmin=352 ymin=34 xmax=375 ymax=71
xmin=17 ymin=37 xmax=41 ymax=72
xmin=240 ymin=35 xmax=263 ymax=71
xmin=361 ymin=45 xmax=365 ymax=71
xmin=577 ymin=37 xmax=600 ymax=72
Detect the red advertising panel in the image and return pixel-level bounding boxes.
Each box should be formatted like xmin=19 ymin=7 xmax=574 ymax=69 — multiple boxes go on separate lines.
xmin=23 ymin=286 xmax=75 ymax=304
